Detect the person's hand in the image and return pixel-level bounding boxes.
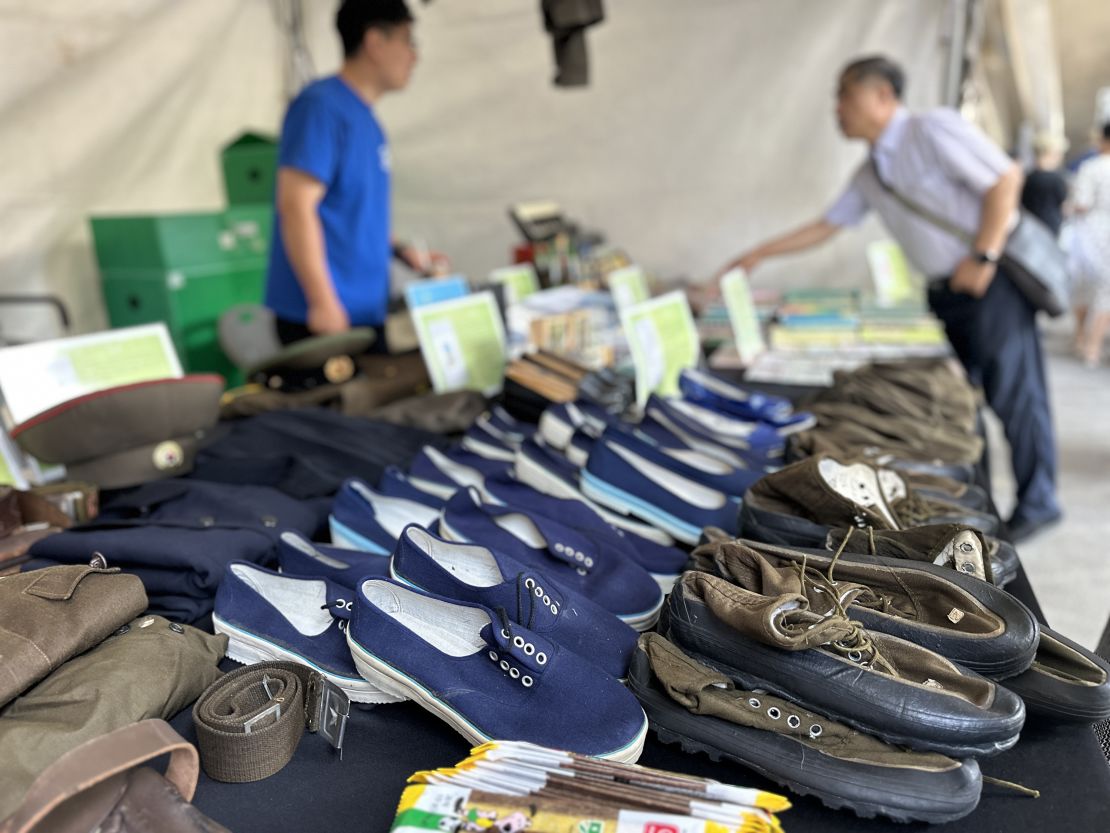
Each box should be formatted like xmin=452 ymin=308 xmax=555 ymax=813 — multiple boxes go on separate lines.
xmin=948 ymin=257 xmax=997 ymax=298
xmin=306 ymin=296 xmax=350 ymax=335
xmin=399 ymin=245 xmax=451 ymax=277
xmin=714 ymin=251 xmax=763 ymax=281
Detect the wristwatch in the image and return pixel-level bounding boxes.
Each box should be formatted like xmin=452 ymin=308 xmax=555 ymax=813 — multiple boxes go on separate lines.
xmin=972 ymin=249 xmax=1000 ymax=265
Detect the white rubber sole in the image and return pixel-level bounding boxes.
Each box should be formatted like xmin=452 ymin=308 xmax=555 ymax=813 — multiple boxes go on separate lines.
xmin=347 ymin=633 xmax=648 ymax=763
xmin=513 ymin=452 xmax=676 ymax=547
xmin=212 ymin=614 xmax=405 ymax=704
xmin=328 ymin=516 xmax=391 ymax=555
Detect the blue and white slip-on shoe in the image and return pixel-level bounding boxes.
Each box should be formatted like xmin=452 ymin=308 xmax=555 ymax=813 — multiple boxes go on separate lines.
xmin=596 ymin=426 xmax=762 ymax=498
xmin=391 ymin=525 xmax=638 ymax=676
xmin=582 ymin=431 xmax=742 ymax=545
xmin=460 ymin=430 xmax=517 ymax=463
xmin=329 ymin=478 xmax=440 ymax=554
xmin=408 ymin=445 xmax=507 ymax=500
xmin=213 ymin=561 xmax=402 ymax=703
xmin=640 ymin=394 xmax=785 ymax=465
xmin=482 ymin=405 xmax=536 ymax=445
xmin=564 ymin=428 xmax=598 ymax=469
xmin=483 ymin=472 xmax=687 ymax=589
xmin=378 ymin=465 xmax=445 ymax=509
xmin=347 ymin=578 xmax=648 ymax=761
xmin=538 ymin=400 xmax=614 ymax=450
xmin=678 ymin=368 xmax=815 ymax=433
xmin=440 ymin=487 xmax=664 ymax=630
xmin=513 ymin=439 xmax=678 ymax=548
xmin=278 ymin=531 xmax=390 ymax=590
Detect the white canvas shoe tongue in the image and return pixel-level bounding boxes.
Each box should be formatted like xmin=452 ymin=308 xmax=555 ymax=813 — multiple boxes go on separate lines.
xmin=876 ymin=469 xmax=908 ymax=504
xmin=818 ymin=459 xmax=898 ymax=528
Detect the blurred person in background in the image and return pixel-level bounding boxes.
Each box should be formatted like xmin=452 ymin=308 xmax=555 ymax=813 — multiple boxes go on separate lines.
xmin=1069 ymin=122 xmax=1110 ymax=368
xmin=1021 ymin=133 xmax=1069 ymax=237
xmin=717 ymin=55 xmax=1061 ymax=542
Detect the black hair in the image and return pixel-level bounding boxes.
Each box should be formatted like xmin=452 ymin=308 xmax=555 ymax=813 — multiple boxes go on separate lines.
xmin=840 ymin=55 xmax=906 ymax=100
xmin=336 ymin=0 xmax=413 ymax=58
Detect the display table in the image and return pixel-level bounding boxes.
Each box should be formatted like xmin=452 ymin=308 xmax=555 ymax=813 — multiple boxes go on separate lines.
xmin=170 ymin=567 xmax=1110 ymax=832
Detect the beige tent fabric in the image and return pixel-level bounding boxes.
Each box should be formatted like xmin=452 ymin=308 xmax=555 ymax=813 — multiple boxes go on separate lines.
xmin=0 ymin=0 xmax=947 ymax=340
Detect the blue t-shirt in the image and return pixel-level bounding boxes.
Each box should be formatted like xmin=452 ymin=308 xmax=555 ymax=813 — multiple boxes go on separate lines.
xmin=265 ymin=76 xmax=392 ymax=326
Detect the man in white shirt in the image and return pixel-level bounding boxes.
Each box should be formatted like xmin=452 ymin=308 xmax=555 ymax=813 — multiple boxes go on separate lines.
xmin=718 ymin=55 xmax=1060 ymax=541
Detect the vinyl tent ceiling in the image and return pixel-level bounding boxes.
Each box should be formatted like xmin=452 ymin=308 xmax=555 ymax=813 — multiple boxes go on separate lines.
xmin=0 ymin=0 xmax=952 ymax=339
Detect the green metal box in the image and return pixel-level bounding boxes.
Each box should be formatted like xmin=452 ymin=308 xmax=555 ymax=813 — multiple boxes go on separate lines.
xmin=221 ymin=132 xmax=278 ymax=207
xmin=90 ymin=207 xmax=274 ymax=386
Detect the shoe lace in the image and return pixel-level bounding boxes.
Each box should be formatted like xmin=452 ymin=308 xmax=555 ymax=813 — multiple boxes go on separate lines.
xmin=891 ymin=491 xmax=936 ymax=527
xmin=779 ymin=533 xmax=900 ymax=677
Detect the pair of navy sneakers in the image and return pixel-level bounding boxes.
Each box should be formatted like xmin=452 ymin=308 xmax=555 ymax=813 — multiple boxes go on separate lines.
xmin=213 ymin=520 xmax=648 ymax=761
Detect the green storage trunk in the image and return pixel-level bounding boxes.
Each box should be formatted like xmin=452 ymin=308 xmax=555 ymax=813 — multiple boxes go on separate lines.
xmin=91 ymin=207 xmax=274 ymax=386
xmin=221 ymin=132 xmax=278 ymax=207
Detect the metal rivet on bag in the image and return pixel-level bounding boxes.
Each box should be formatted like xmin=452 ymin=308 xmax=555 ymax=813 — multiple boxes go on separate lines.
xmin=89 ymin=552 xmax=108 ymax=569
xmin=139 ymin=618 xmax=156 ymax=628
xmin=114 ymin=624 xmax=131 ymax=637
xmin=169 ymin=623 xmax=185 ymax=634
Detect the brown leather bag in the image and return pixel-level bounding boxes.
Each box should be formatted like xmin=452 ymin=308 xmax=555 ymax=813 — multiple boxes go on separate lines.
xmin=0 ymin=719 xmax=229 ymax=833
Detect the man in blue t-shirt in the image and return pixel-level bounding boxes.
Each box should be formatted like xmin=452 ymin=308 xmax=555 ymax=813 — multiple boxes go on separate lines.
xmin=265 ymin=0 xmax=445 ymax=347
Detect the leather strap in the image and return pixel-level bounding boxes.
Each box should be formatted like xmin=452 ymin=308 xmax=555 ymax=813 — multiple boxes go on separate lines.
xmin=191 ymin=661 xmax=320 ymax=783
xmin=2 ymin=719 xmax=199 ymax=833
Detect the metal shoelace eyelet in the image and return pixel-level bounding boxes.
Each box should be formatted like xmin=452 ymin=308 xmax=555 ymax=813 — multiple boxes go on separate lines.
xmin=542 ymin=595 xmax=551 ymax=606
xmin=554 ymin=543 xmax=566 ymax=553
xmin=523 ymin=643 xmax=535 ymax=656
xmin=809 ymin=724 xmax=823 ymax=738
xmin=534 ymin=587 xmax=543 ymax=598
xmin=525 ymin=578 xmax=536 ymax=589
xmin=488 ymin=651 xmax=499 ymax=661
xmin=848 ymin=650 xmax=863 ymax=663
xmin=549 ymin=604 xmax=558 ymax=615
xmin=509 ymin=667 xmax=520 ymax=679
xmin=501 ymin=628 xmax=511 ymax=639
xmin=574 ymin=552 xmax=585 ymax=562
xmin=499 ymin=660 xmax=510 ymax=671
xmin=787 ymin=715 xmax=801 ymax=729
xmin=748 ymin=698 xmax=761 ymax=709
xmin=513 ymin=636 xmax=525 ymax=648
xmin=584 ymin=557 xmax=594 ymax=568
xmin=576 ymin=568 xmax=587 ymax=576
xmin=767 ymin=707 xmax=781 ymax=720
xmin=522 ymin=675 xmax=534 ymax=687
xmin=536 ymin=652 xmax=548 ymax=665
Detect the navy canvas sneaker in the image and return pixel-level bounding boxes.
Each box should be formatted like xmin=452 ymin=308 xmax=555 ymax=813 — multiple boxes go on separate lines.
xmin=378 ymin=465 xmax=445 ymax=509
xmin=329 ymin=478 xmax=440 ymax=554
xmin=346 ymin=577 xmax=649 ymax=761
xmin=640 ymin=394 xmax=785 ymax=465
xmin=440 ymin=487 xmax=664 ymax=630
xmin=460 ymin=430 xmax=517 ymax=463
xmin=538 ymin=400 xmax=614 ymax=450
xmin=564 ymin=428 xmax=598 ymax=468
xmin=408 ymin=445 xmax=508 ymax=500
xmin=278 ymin=531 xmax=390 ymax=589
xmin=213 ymin=561 xmax=401 ymax=703
xmin=482 ymin=405 xmax=536 ymax=445
xmin=679 ymin=368 xmax=815 ymax=433
xmin=581 ymin=430 xmax=746 ymax=545
xmin=483 ymin=472 xmax=687 ymax=587
xmin=513 ymin=439 xmax=679 ymax=548
xmin=594 ymin=426 xmax=762 ymax=498
xmin=391 ymin=524 xmax=638 ymax=678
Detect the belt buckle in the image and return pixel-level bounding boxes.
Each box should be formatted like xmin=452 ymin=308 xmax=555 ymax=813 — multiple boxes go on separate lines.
xmin=313 ymin=676 xmax=351 ymax=758
xmin=242 ymin=702 xmax=282 ymax=734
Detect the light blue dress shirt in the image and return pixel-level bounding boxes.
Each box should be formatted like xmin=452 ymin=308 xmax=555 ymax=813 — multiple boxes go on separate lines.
xmin=824 ymin=107 xmax=1015 ymax=278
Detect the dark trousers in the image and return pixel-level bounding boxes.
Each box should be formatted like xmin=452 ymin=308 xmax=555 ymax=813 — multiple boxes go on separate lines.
xmin=928 ymin=269 xmax=1059 ymax=523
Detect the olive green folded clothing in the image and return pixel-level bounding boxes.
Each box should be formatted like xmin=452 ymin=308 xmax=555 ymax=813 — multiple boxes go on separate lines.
xmin=0 ymin=615 xmax=226 ymax=817
xmin=0 ymin=565 xmax=148 ymax=709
